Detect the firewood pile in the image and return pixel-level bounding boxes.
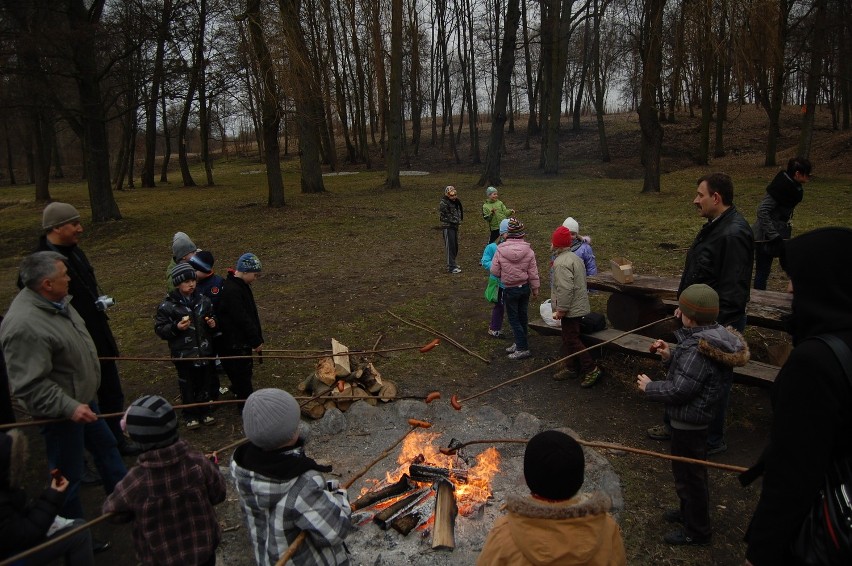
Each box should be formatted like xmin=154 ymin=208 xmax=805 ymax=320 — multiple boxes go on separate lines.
xmin=298 ymin=339 xmax=398 ymax=419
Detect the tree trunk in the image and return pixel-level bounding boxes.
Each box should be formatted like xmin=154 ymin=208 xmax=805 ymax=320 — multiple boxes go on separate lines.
xmin=713 ymin=0 xmax=730 ymax=158
xmin=797 ymin=0 xmax=827 ymax=158
xmin=245 ymin=0 xmax=285 ymax=206
xmin=159 ymin=91 xmax=171 ymax=182
xmin=521 ymin=0 xmax=539 ymax=139
xmin=385 ymin=0 xmax=402 ymax=188
xmin=543 ymin=0 xmax=576 ymax=174
xmin=178 ymin=60 xmax=198 ymax=188
xmin=572 ymin=19 xmax=591 ymax=132
xmin=480 ymin=0 xmax=521 ymax=187
xmin=591 ymin=0 xmax=610 ymax=162
xmin=141 ymin=0 xmax=172 ymax=188
xmin=638 ymin=0 xmax=666 ymax=193
xmin=697 ymin=0 xmax=713 ymax=165
xmin=408 ymin=0 xmax=422 ymax=156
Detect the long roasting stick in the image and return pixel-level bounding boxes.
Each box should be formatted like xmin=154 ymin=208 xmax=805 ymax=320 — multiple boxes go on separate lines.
xmin=449 ymin=316 xmax=676 ymax=409
xmin=275 ymin=420 xmax=433 ymax=566
xmin=387 ymin=311 xmax=490 ymax=364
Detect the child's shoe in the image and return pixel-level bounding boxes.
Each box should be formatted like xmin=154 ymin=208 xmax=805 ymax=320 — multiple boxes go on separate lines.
xmin=185 ymin=419 xmax=200 ymax=430
xmin=580 ymin=366 xmax=602 ymax=388
xmin=505 ymin=343 xmax=517 ymax=353
xmin=508 ymin=349 xmax=531 ymax=360
xmin=202 ymin=415 xmax=216 ymax=426
xmin=488 ymin=329 xmax=503 ymax=338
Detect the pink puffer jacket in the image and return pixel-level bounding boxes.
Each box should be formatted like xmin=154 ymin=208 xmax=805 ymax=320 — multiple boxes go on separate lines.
xmin=490 ymin=238 xmax=540 ymax=292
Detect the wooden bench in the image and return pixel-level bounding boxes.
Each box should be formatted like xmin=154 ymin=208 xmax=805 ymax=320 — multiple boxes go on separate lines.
xmin=530 ymin=272 xmax=791 ymax=387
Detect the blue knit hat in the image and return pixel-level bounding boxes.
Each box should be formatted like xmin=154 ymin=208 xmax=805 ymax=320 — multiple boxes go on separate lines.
xmin=499 ymin=218 xmax=510 ymax=234
xmin=236 ymin=253 xmax=262 ymax=273
xmin=486 ymin=186 xmax=498 ymax=197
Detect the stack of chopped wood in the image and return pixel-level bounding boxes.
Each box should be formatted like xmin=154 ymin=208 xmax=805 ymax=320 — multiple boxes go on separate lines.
xmin=298 ymin=339 xmax=398 ymax=419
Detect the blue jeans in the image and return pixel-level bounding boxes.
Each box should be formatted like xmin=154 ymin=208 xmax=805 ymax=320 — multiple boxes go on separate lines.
xmin=504 ymin=284 xmax=531 ymax=351
xmin=41 ymin=402 xmax=127 ymax=518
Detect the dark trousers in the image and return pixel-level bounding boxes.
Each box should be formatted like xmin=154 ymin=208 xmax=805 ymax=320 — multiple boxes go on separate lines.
xmin=488 ymin=229 xmax=500 ymax=243
xmin=489 ymin=287 xmax=505 ymax=332
xmin=442 ymin=226 xmax=459 ymax=271
xmin=23 ymin=519 xmax=94 ymax=566
xmin=220 ymin=349 xmax=255 ymax=401
xmin=174 ymin=361 xmax=213 ymax=421
xmin=753 ymin=244 xmax=774 ymax=290
xmin=671 ymin=427 xmax=711 ymax=538
xmin=504 ymin=284 xmax=531 ymax=350
xmin=560 ymin=317 xmax=595 ymax=374
xmin=97 ymin=360 xmax=125 ymax=446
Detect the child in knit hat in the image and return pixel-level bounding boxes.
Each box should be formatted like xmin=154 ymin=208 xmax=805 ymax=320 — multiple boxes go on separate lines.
xmin=637 ymin=284 xmax=749 ymax=546
xmin=165 ymin=231 xmax=198 ymax=291
xmin=155 ymin=263 xmax=218 ymax=429
xmin=438 ymin=186 xmax=464 ymax=274
xmin=478 ymin=430 xmax=626 ymax=565
xmin=1 ymin=429 xmax=95 ymax=565
xmin=103 ymin=395 xmax=226 ymax=566
xmin=231 ymin=389 xmax=351 ymax=566
xmin=482 ymin=187 xmax=515 ymax=243
xmin=561 ymin=216 xmax=598 ymax=276
xmin=481 ymin=218 xmax=510 ymax=338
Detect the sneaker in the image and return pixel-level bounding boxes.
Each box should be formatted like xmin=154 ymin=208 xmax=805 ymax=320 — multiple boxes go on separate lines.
xmin=707 ymin=442 xmax=728 ymax=456
xmin=488 ymin=329 xmax=503 ymax=338
xmin=580 ymin=366 xmax=602 ymax=388
xmin=663 ymin=529 xmax=711 ymax=546
xmin=505 ymin=343 xmax=517 ymax=353
xmin=218 ymin=386 xmax=230 ymax=396
xmin=92 ymin=538 xmax=112 ymax=553
xmin=647 ymin=424 xmax=672 ymax=441
xmin=202 ymin=415 xmax=216 ymax=426
xmin=508 ymin=349 xmax=531 ymax=360
xmin=552 ymin=368 xmax=578 ymax=381
xmin=663 ymin=509 xmax=684 ymax=525
xmin=450 ymin=267 xmax=462 ymax=274
xmin=185 ymin=419 xmax=201 ymax=430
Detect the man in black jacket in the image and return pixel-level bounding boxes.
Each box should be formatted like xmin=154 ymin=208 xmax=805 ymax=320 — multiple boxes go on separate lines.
xmin=26 ymin=203 xmax=138 ymax=457
xmin=649 ymin=173 xmax=754 ymax=455
xmin=744 ymin=227 xmax=852 ymax=565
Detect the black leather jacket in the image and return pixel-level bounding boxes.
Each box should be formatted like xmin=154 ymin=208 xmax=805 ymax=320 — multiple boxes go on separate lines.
xmin=678 ymin=205 xmax=754 ymax=327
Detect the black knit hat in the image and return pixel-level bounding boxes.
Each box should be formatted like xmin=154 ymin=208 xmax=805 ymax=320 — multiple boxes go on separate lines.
xmin=189 ymin=251 xmax=214 ymax=274
xmin=524 ymin=430 xmax=585 ymax=500
xmin=124 ymin=395 xmax=178 ymax=451
xmin=171 ymin=262 xmax=197 ymax=286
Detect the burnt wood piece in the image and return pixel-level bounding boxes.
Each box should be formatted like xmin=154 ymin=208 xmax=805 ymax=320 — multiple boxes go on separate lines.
xmin=431 ymin=479 xmax=457 ymax=550
xmin=373 ymin=487 xmax=431 ymax=529
xmin=408 ymin=463 xmax=468 ymax=484
xmin=391 ymin=497 xmax=435 ymax=536
xmin=351 ymin=475 xmax=413 ymax=512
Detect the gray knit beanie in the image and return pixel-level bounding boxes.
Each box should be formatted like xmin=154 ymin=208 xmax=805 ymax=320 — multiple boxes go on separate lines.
xmin=678 ymin=283 xmax=719 ymax=324
xmin=242 ymin=389 xmax=300 ymax=450
xmin=170 ymin=262 xmax=197 ymax=286
xmin=172 ymin=232 xmax=197 ymax=261
xmin=42 ymin=202 xmax=81 ymax=230
xmin=124 ymin=395 xmax=178 ymax=451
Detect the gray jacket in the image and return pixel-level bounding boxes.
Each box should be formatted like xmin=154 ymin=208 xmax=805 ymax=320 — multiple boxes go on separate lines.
xmin=0 ymin=288 xmax=100 ymax=418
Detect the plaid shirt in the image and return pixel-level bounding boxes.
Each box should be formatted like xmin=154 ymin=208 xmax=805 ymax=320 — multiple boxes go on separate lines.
xmin=230 ymin=452 xmax=351 ymax=566
xmin=103 ymin=439 xmax=226 ymax=565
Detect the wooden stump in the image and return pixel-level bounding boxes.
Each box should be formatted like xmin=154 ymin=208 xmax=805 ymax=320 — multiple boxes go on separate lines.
xmin=431 ymin=479 xmax=457 ymax=550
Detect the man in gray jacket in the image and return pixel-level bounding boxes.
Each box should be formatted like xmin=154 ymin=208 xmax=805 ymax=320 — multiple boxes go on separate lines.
xmin=0 ymin=252 xmax=126 ymax=520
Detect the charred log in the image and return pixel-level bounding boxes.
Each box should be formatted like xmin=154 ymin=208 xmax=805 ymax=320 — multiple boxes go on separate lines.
xmin=351 ymin=475 xmax=413 ymax=511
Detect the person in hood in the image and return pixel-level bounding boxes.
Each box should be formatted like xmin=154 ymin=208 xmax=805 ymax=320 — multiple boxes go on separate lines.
xmin=490 ymin=218 xmax=540 ymax=360
xmin=103 ymin=395 xmax=226 ymax=565
xmin=743 ymin=227 xmax=852 ymax=565
xmin=477 ymin=430 xmax=626 ymax=565
xmin=751 ymin=157 xmax=812 ymax=290
xmin=231 ymin=389 xmax=351 ymax=566
xmin=637 ymin=284 xmax=750 ymax=546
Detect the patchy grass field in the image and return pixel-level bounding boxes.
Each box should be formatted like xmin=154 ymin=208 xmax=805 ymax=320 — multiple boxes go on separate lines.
xmin=1 ymin=106 xmax=851 ymax=565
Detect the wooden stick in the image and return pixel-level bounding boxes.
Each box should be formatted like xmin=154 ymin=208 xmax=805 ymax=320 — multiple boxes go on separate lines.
xmin=454 ymin=316 xmax=676 ymax=406
xmin=0 ymin=512 xmax=115 ymax=566
xmin=439 ymin=437 xmax=748 ymax=474
xmin=387 ymin=311 xmax=489 ymax=364
xmin=275 ymin=421 xmax=429 ymax=565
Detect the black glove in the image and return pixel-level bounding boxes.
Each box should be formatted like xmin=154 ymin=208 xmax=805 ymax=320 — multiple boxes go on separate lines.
xmin=765 ymin=235 xmax=785 ymax=258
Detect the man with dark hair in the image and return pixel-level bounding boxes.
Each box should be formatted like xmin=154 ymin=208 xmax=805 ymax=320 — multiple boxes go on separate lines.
xmin=1 ymin=252 xmax=126 ymax=523
xmin=22 ymin=203 xmax=138 ymax=456
xmin=752 ymin=157 xmax=812 ymax=290
xmin=648 ymin=173 xmax=754 ymax=456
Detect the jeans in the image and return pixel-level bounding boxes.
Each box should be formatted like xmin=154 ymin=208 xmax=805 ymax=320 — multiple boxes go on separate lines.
xmin=753 ymin=242 xmax=774 ymax=290
xmin=671 ymin=427 xmax=711 ymax=538
xmin=41 ymin=402 xmax=127 ymax=518
xmin=442 ymin=226 xmax=459 ymax=270
xmin=489 ymin=287 xmax=505 ymax=332
xmin=504 ymin=284 xmax=531 ymax=351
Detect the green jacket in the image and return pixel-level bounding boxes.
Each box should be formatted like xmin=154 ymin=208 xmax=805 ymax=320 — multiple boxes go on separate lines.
xmin=0 ymin=288 xmax=100 ymax=418
xmin=482 ymin=199 xmax=511 ymax=231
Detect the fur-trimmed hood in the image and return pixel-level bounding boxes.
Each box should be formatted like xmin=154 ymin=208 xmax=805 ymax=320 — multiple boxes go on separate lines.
xmin=476 ymin=491 xmax=626 ymax=565
xmin=695 ymin=326 xmax=750 ymax=368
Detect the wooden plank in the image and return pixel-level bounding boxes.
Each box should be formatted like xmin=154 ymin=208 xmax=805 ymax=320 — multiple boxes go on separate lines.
xmin=580 ymin=328 xmax=778 ymax=386
xmin=331 ymin=338 xmax=350 ymax=374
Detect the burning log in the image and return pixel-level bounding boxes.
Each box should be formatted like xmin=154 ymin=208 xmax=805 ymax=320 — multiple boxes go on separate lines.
xmin=390 ymin=497 xmax=435 ymax=536
xmin=409 ymin=463 xmax=468 ymax=484
xmin=431 ymin=479 xmax=458 ymax=550
xmin=350 ymin=475 xmax=413 ymax=512
xmin=373 ymin=487 xmax=431 ymax=530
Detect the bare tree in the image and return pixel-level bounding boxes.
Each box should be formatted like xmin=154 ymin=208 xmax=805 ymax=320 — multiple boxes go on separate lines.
xmin=385 ymin=0 xmax=403 ymax=188
xmin=638 ymin=0 xmax=667 ymax=192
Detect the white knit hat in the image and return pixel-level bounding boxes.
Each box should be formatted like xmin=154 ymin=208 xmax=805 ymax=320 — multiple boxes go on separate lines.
xmin=562 ymin=217 xmax=579 ymax=234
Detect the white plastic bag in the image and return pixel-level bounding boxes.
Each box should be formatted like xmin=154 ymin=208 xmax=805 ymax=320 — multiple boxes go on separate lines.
xmin=539 ymin=299 xmax=562 ymax=328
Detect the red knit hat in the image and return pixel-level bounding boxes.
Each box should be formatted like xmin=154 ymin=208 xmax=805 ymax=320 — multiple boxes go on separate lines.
xmin=551 ymin=226 xmax=573 ymax=248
